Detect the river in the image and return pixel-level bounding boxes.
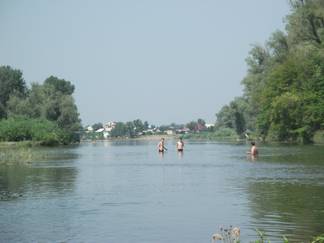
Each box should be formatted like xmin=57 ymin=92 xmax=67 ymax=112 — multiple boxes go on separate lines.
xmin=1 ymin=140 xmax=324 ymax=242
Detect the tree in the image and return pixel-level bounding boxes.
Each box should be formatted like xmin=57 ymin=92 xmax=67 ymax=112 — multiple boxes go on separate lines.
xmin=133 ymin=119 xmax=144 ymax=133
xmin=126 ymin=121 xmax=136 ymax=137
xmin=6 ymin=75 xmax=81 ymax=143
xmin=144 ymin=121 xmax=149 ymax=130
xmin=287 ymin=0 xmax=324 ymax=46
xmin=197 ymin=118 xmax=206 ymax=131
xmin=44 ymin=76 xmax=75 ymax=95
xmin=110 ymin=122 xmax=128 ymax=137
xmin=92 ymin=123 xmax=103 ymax=131
xmin=0 ymin=66 xmax=27 ymax=118
xmin=186 ymin=121 xmax=198 ymax=131
xmin=216 ymin=97 xmax=247 ymax=136
xmin=216 ymin=0 xmax=324 ymax=143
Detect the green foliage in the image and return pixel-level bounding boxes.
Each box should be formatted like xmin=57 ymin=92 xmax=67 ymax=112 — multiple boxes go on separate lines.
xmin=186 ymin=119 xmax=206 ymax=132
xmin=253 ymin=229 xmax=270 ymax=243
xmin=311 ymin=234 xmax=324 ymax=243
xmin=183 ymin=128 xmax=238 ymax=141
xmin=7 ymin=78 xmax=81 ymax=132
xmin=92 ymin=123 xmax=103 ymax=131
xmin=186 ymin=121 xmax=197 ymax=131
xmin=0 ymin=66 xmax=27 ymax=119
xmin=0 ymin=66 xmax=81 ymax=145
xmin=144 ymin=121 xmax=149 ymax=130
xmin=251 ymin=230 xmax=324 ymax=243
xmin=107 ymin=119 xmax=152 ymax=138
xmin=313 ymin=130 xmax=324 ymax=143
xmin=216 ymin=97 xmax=248 ymax=136
xmin=44 ymin=76 xmax=75 ymax=95
xmin=214 ymin=127 xmax=238 ymax=138
xmin=216 ymin=1 xmax=324 ymax=143
xmin=0 ymin=117 xmax=71 ymax=146
xmin=133 ymin=119 xmax=144 ymax=133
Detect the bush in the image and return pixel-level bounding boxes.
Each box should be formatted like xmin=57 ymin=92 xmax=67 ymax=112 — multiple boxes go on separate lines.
xmin=0 ymin=117 xmax=72 ymax=145
xmin=313 ymin=130 xmax=324 ymax=144
xmin=182 ymin=128 xmax=239 ymax=140
xmin=213 ymin=127 xmax=238 ymax=138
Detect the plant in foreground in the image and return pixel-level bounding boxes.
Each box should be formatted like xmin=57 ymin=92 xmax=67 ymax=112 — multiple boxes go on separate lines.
xmin=212 ymin=226 xmax=240 ymax=243
xmin=211 ymin=228 xmax=324 ymax=243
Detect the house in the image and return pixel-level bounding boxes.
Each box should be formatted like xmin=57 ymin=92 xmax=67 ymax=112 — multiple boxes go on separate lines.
xmin=86 ymin=126 xmax=94 ymax=132
xmin=104 ymin=121 xmax=116 ymax=132
xmin=176 ymin=127 xmax=190 ymax=134
xmin=95 ymin=128 xmax=105 ymax=133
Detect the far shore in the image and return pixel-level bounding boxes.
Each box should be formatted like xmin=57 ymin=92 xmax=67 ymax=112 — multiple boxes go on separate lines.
xmin=2 ymin=132 xmax=324 ymax=148
xmin=81 ymin=134 xmax=177 ymax=143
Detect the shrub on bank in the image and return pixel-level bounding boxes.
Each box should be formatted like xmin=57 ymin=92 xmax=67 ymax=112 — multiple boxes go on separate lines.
xmin=313 ymin=130 xmax=324 ymax=144
xmin=183 ymin=128 xmax=238 ymax=140
xmin=0 ymin=117 xmax=74 ymax=145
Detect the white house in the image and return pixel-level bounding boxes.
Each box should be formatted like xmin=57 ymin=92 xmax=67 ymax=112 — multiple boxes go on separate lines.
xmin=95 ymin=128 xmax=105 ymax=133
xmin=104 ymin=121 xmax=116 ymax=132
xmin=86 ymin=126 xmax=94 ymax=132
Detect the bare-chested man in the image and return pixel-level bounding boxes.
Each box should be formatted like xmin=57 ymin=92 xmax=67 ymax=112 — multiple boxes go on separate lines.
xmin=247 ymin=141 xmax=258 ymax=156
xmin=176 ymin=138 xmax=184 ymax=152
xmin=157 ymin=138 xmax=167 ymax=153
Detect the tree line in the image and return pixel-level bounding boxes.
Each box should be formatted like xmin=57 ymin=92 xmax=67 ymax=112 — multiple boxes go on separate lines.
xmin=83 ymin=118 xmax=210 ymax=140
xmin=0 ymin=66 xmax=81 ymax=145
xmin=216 ymin=0 xmax=324 ymax=143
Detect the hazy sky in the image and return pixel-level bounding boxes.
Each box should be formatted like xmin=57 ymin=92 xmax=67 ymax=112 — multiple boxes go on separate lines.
xmin=0 ymin=0 xmax=290 ymax=125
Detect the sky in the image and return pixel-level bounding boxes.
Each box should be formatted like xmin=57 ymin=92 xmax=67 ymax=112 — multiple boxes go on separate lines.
xmin=0 ymin=0 xmax=290 ymax=126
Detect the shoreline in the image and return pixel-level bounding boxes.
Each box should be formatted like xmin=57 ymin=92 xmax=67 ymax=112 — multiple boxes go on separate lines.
xmin=80 ymin=134 xmax=177 ymax=143
xmin=2 ymin=133 xmax=324 ymax=147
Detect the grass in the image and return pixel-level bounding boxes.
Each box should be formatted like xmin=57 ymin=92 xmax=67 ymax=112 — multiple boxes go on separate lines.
xmin=0 ymin=144 xmax=48 ymax=165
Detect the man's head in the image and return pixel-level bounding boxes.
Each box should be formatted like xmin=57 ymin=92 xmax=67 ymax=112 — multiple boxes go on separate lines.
xmin=251 ymin=141 xmax=255 ymax=146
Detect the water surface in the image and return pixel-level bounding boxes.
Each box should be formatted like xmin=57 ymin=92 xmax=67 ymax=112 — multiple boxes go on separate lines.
xmin=1 ymin=140 xmax=324 ymax=242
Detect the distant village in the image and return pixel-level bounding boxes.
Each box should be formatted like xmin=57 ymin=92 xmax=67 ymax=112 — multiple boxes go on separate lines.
xmin=82 ymin=119 xmax=215 ymax=140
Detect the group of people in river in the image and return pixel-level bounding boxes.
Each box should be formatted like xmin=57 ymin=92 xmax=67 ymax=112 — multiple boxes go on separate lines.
xmin=157 ymin=137 xmax=258 ymax=157
xmin=157 ymin=137 xmax=184 ymax=153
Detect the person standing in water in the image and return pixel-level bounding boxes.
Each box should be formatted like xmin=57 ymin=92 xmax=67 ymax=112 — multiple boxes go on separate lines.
xmin=247 ymin=141 xmax=258 ymax=156
xmin=176 ymin=137 xmax=184 ymax=152
xmin=157 ymin=138 xmax=167 ymax=153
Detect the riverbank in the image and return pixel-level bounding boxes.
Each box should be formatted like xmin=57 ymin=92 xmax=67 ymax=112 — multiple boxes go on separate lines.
xmin=0 ymin=147 xmax=40 ymax=165
xmin=182 ymin=132 xmax=240 ymax=142
xmin=182 ymin=131 xmax=324 ymax=145
xmin=0 ymin=141 xmax=41 ymax=148
xmin=81 ymin=134 xmax=176 ymax=143
xmin=0 ymin=141 xmax=57 ymax=165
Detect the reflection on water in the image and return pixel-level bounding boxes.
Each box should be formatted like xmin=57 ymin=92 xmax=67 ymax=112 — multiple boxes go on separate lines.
xmin=0 ymin=147 xmax=79 ymax=199
xmin=243 ymin=145 xmax=324 ymax=242
xmin=247 ymin=181 xmax=324 ymax=242
xmin=0 ymin=141 xmax=323 ymax=242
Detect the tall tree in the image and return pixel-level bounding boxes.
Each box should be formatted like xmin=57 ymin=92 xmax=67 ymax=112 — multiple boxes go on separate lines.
xmin=0 ymin=66 xmax=27 ymax=118
xmin=217 ymin=0 xmax=324 ymax=143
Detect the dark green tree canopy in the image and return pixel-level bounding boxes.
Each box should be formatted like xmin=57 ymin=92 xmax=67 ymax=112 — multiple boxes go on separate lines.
xmin=44 ymin=76 xmax=75 ymax=95
xmin=1 ymin=67 xmax=81 ymax=144
xmin=216 ymin=0 xmax=324 ymax=143
xmin=0 ymin=66 xmax=27 ymax=118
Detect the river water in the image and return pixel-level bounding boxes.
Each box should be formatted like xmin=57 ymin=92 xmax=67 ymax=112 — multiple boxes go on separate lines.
xmin=0 ymin=140 xmax=324 ymax=242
